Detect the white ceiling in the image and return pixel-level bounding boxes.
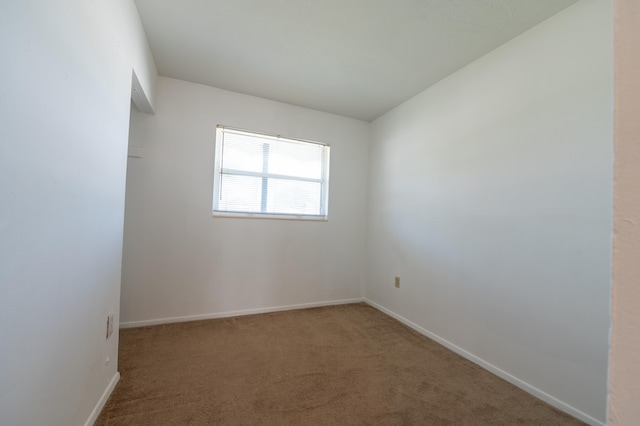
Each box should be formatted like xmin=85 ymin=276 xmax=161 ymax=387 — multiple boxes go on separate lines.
xmin=134 ymin=0 xmax=578 ymax=121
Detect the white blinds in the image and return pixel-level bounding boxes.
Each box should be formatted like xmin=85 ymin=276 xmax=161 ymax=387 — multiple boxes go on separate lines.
xmin=213 ymin=127 xmax=330 ymax=218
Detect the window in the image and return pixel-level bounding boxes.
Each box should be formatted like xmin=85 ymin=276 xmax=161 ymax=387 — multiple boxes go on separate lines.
xmin=213 ymin=126 xmax=330 ymax=220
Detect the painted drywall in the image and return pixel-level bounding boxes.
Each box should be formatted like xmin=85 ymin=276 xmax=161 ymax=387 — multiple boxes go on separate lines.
xmin=0 ymin=1 xmax=156 ymax=425
xmin=120 ymin=76 xmax=369 ymax=325
xmin=366 ymin=0 xmax=612 ymax=424
xmin=609 ymin=0 xmax=640 ymax=424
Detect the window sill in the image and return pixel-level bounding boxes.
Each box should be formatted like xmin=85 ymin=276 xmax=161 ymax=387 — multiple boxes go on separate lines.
xmin=212 ymin=211 xmax=328 ymax=221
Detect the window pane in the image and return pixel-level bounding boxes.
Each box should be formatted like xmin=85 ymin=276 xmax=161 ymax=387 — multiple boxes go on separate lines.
xmin=221 ymin=131 xmax=267 ymax=173
xmin=267 ymin=178 xmax=321 ymax=215
xmin=268 ymin=140 xmax=324 ymax=179
xmin=218 ymin=174 xmax=263 ymax=213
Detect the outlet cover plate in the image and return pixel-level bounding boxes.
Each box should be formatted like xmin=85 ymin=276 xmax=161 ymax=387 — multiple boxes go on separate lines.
xmin=106 ymin=313 xmax=114 ymax=339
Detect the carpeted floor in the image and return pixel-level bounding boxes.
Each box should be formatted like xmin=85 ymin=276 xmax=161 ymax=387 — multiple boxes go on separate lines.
xmin=96 ymin=303 xmax=584 ymax=425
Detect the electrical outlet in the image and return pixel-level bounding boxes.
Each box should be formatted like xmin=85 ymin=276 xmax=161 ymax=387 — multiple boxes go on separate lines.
xmin=395 ymin=276 xmax=400 ymax=288
xmin=106 ymin=313 xmax=114 ymax=339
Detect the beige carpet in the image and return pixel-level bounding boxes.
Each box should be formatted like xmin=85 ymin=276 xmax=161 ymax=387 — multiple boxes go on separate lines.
xmin=96 ymin=303 xmax=584 ymax=425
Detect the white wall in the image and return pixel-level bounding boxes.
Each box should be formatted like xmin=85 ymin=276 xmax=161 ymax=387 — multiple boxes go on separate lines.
xmin=0 ymin=1 xmax=156 ymax=425
xmin=120 ymin=76 xmax=369 ymax=325
xmin=366 ymin=1 xmax=612 ymax=424
xmin=609 ymin=0 xmax=640 ymax=424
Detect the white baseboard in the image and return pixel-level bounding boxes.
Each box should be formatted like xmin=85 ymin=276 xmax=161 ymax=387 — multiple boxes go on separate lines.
xmin=120 ymin=298 xmax=365 ymax=329
xmin=84 ymin=372 xmax=120 ymax=426
xmin=363 ymin=298 xmax=605 ymax=426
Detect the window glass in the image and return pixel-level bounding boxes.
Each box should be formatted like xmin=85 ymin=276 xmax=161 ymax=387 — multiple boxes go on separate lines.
xmin=213 ymin=126 xmax=330 ymax=220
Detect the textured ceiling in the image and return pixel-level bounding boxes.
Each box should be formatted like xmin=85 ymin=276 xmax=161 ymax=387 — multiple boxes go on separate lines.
xmin=134 ymin=0 xmax=578 ymax=121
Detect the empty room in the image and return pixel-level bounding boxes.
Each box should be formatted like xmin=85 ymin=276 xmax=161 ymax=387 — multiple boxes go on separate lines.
xmin=1 ymin=0 xmax=639 ymax=425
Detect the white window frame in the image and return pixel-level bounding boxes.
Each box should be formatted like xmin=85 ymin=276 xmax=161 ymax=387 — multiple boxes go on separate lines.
xmin=212 ymin=125 xmax=330 ymax=220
